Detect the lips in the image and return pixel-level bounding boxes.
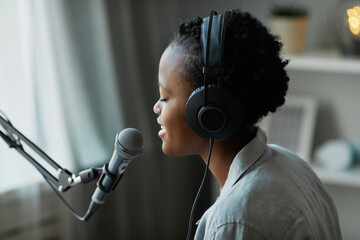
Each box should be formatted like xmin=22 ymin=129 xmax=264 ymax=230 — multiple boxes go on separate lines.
xmin=157 ymin=118 xmax=166 ymax=137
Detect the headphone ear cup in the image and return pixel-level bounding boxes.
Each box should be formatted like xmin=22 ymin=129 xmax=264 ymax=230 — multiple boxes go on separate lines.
xmin=185 ymin=85 xmax=244 ymax=140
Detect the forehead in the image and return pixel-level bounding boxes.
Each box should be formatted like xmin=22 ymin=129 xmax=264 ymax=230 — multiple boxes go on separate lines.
xmin=158 ymin=47 xmax=191 ymax=93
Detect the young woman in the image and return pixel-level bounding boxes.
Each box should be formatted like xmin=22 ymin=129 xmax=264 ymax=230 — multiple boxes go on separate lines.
xmin=153 ymin=9 xmax=341 ymax=240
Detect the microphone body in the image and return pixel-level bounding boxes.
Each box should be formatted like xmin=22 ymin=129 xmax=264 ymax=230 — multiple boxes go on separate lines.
xmin=88 ymin=128 xmax=144 ymax=216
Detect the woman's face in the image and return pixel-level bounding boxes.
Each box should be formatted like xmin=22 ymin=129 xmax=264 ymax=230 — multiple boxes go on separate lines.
xmin=153 ymin=47 xmax=207 ymax=156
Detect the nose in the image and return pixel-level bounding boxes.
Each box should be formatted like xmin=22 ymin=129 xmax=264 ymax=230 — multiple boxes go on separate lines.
xmin=153 ymin=100 xmax=161 ymax=115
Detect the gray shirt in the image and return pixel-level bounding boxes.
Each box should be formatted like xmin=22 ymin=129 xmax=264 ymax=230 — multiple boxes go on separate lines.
xmin=194 ymin=128 xmax=341 ymax=240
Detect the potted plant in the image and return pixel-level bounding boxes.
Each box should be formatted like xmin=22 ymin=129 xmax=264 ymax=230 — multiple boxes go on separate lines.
xmin=269 ymin=5 xmax=309 ymax=54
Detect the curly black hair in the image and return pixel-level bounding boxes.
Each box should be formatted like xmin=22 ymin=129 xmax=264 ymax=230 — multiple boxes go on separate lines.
xmin=168 ymin=9 xmax=289 ymax=126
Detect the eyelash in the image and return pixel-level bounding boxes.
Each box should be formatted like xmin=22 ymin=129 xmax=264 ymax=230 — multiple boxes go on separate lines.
xmin=159 ymin=98 xmax=167 ymax=102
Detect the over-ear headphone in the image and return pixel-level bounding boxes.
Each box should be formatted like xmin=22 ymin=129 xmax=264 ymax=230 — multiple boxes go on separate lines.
xmin=185 ymin=11 xmax=244 ymax=140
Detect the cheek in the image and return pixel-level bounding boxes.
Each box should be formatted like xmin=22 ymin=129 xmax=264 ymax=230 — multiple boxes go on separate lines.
xmin=162 ymin=105 xmax=204 ymax=155
xmin=163 ymin=103 xmax=187 ymax=133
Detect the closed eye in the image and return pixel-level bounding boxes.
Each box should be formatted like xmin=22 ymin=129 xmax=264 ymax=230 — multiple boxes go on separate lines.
xmin=159 ymin=98 xmax=167 ymax=102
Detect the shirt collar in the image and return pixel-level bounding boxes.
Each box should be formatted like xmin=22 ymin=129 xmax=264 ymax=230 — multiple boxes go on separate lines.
xmin=220 ymin=128 xmax=267 ymax=196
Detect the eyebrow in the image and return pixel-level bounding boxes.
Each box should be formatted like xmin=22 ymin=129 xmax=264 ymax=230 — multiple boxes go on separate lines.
xmin=158 ymin=80 xmax=167 ymax=90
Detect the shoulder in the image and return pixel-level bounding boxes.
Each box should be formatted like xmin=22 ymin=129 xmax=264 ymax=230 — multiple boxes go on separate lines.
xmin=198 ymin=144 xmax=319 ymax=239
xmin=198 ymin=171 xmax=304 ymax=239
xmin=196 ymin=139 xmax=341 ymax=239
xmin=212 ymin=221 xmax=268 ymax=240
xmin=211 ymin=213 xmax=315 ymax=240
xmin=199 ymin=200 xmax=313 ymax=240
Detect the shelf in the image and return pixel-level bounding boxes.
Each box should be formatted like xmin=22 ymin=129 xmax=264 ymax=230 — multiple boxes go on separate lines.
xmin=311 ymin=164 xmax=360 ymax=188
xmin=285 ymin=51 xmax=360 ymax=74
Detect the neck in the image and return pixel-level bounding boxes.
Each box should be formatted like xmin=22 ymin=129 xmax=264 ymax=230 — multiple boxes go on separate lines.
xmin=200 ymin=125 xmax=256 ymax=187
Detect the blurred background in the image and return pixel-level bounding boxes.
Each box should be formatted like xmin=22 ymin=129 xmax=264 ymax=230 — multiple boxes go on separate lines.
xmin=0 ymin=0 xmax=360 ymax=239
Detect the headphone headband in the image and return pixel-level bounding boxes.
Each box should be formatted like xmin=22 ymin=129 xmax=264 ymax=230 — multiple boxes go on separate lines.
xmin=201 ymin=11 xmax=227 ymax=81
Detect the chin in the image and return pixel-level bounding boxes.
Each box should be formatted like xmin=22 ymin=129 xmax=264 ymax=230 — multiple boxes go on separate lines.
xmin=161 ymin=142 xmax=196 ymax=157
xmin=161 ymin=144 xmax=179 ymax=156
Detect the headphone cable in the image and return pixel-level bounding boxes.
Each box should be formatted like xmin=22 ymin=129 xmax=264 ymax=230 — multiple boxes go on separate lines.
xmin=186 ymin=137 xmax=214 ymax=240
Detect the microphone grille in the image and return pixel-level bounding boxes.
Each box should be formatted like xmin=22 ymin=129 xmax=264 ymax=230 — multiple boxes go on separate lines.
xmin=117 ymin=128 xmax=144 ymax=155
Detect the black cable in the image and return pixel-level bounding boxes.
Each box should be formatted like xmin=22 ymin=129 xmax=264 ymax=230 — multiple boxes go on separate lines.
xmin=186 ymin=138 xmax=214 ymax=240
xmin=43 ymin=175 xmax=85 ymax=221
xmin=43 ymin=174 xmax=95 ymax=221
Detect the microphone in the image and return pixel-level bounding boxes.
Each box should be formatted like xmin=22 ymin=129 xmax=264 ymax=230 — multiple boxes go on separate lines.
xmin=1 ymin=111 xmax=145 ymax=221
xmin=83 ymin=128 xmax=144 ymax=220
